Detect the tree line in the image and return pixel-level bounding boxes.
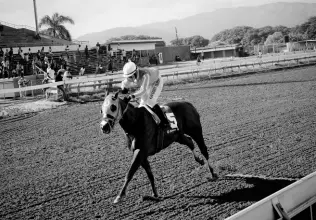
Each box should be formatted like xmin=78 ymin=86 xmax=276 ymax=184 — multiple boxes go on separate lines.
xmin=209 ymin=16 xmax=316 ymax=47
xmin=168 ymin=16 xmax=316 ymax=48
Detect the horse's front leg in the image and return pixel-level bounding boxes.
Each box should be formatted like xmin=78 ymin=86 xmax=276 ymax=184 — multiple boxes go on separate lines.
xmin=141 ymin=159 xmax=158 ymax=198
xmin=114 ymin=149 xmax=142 ymax=204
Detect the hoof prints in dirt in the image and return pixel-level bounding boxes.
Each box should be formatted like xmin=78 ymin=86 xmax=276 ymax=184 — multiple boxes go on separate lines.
xmin=1 ymin=67 xmax=316 ymax=220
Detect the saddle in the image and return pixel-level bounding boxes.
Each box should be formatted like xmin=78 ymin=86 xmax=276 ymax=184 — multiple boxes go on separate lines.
xmin=141 ymin=105 xmax=178 ymax=153
xmin=141 ymin=105 xmax=178 ymax=132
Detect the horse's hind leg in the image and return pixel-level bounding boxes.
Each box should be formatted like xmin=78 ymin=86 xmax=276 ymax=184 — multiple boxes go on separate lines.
xmin=186 ymin=130 xmax=218 ymax=180
xmin=177 ymin=134 xmax=205 ymax=166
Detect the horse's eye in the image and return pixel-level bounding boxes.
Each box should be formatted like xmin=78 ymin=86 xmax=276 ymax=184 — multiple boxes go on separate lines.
xmin=100 ymin=110 xmax=103 ymax=114
xmin=110 ymin=105 xmax=117 ymax=112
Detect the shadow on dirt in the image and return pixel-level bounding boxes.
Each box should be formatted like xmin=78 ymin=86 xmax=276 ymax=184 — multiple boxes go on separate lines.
xmin=190 ymin=175 xmax=296 ymax=203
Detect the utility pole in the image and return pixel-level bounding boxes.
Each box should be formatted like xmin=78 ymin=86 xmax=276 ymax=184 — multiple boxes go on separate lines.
xmin=33 ymin=0 xmax=39 ymax=35
xmin=175 ymin=27 xmax=179 ymax=46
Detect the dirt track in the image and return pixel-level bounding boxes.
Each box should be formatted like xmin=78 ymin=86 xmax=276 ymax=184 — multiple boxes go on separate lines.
xmin=1 ymin=66 xmax=316 ymax=220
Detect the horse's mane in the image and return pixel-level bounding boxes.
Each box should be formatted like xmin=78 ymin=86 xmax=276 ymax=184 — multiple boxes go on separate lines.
xmin=118 ymin=99 xmax=155 ymax=138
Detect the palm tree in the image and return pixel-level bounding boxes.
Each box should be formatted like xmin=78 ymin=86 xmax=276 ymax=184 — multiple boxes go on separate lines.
xmin=39 ymin=13 xmax=75 ymax=41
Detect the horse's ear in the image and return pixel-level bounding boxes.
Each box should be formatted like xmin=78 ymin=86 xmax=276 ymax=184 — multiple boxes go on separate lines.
xmin=105 ymin=89 xmax=110 ymax=97
xmin=114 ymin=90 xmax=120 ymax=99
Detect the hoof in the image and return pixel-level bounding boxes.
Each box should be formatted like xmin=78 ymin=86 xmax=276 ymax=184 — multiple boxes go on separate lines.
xmin=113 ymin=196 xmax=121 ymax=204
xmin=197 ymin=158 xmax=205 ymax=166
xmin=207 ymin=173 xmax=219 ymax=181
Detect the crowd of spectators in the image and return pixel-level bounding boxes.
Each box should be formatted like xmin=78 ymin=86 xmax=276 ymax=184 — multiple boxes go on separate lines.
xmin=0 ymin=46 xmax=72 ymax=79
xmin=0 ymin=44 xmax=161 ymax=80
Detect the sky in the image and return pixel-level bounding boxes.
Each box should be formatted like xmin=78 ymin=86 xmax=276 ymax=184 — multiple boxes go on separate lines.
xmin=0 ymin=0 xmax=316 ymax=39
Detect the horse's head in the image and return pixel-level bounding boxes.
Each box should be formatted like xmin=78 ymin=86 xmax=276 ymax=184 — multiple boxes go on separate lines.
xmin=100 ymin=90 xmax=122 ymax=134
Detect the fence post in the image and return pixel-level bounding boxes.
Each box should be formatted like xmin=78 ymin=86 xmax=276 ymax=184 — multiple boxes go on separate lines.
xmin=31 ymin=80 xmax=34 ymax=97
xmin=77 ymin=83 xmax=80 ymax=98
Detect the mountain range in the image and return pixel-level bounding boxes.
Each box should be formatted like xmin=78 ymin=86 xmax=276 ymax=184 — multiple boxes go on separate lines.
xmin=76 ymin=2 xmax=316 ymax=45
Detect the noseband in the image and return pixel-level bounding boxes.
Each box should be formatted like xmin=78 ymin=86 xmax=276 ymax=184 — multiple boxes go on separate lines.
xmin=101 ymin=101 xmax=123 ymax=132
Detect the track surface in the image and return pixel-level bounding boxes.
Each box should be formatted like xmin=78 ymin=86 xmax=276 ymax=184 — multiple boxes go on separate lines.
xmin=1 ymin=66 xmax=316 ymax=220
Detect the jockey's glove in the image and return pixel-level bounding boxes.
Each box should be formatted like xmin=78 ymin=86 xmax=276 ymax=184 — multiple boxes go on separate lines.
xmin=123 ymin=95 xmax=134 ymax=103
xmin=128 ymin=94 xmax=135 ymax=100
xmin=121 ymin=88 xmax=129 ymax=94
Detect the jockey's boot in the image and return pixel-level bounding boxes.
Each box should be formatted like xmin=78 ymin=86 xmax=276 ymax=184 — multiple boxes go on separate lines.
xmin=152 ymin=104 xmax=169 ymax=129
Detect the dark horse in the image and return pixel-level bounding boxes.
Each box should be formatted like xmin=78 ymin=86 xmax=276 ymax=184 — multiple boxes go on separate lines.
xmin=100 ymin=90 xmax=218 ymax=203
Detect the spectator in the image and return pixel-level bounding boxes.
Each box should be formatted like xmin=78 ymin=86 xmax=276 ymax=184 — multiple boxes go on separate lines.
xmin=44 ymin=54 xmax=49 ymax=63
xmin=24 ymin=52 xmax=29 ymax=63
xmin=21 ymin=64 xmax=25 ymax=77
xmin=18 ymin=76 xmax=29 ymax=97
xmin=27 ymin=48 xmax=33 ymax=60
xmin=9 ymin=47 xmax=13 ymax=61
xmin=0 ymin=48 xmax=3 ymax=63
xmin=201 ymin=50 xmax=204 ymax=61
xmin=77 ymin=44 xmax=82 ymax=59
xmin=65 ymin=45 xmax=69 ymax=58
xmin=47 ymin=66 xmax=55 ymax=80
xmin=16 ymin=61 xmax=21 ymax=76
xmin=85 ymin=45 xmax=89 ymax=59
xmin=48 ymin=46 xmax=52 ymax=55
xmin=63 ymin=66 xmax=72 ymax=80
xmin=122 ymin=49 xmax=126 ymax=62
xmin=196 ymin=55 xmax=201 ymax=66
xmin=95 ymin=62 xmax=102 ymax=75
xmin=55 ymin=65 xmax=68 ymax=101
xmin=18 ymin=47 xmax=23 ymax=56
xmin=20 ymin=55 xmax=27 ymax=75
xmin=36 ymin=50 xmax=41 ymax=60
xmin=3 ymin=67 xmax=8 ymax=78
xmin=79 ymin=66 xmax=85 ymax=76
xmin=4 ymin=49 xmax=9 ymax=59
xmin=96 ymin=42 xmax=101 ymax=55
xmin=31 ymin=59 xmax=36 ymax=75
xmin=12 ymin=68 xmax=17 ymax=78
xmin=63 ymin=67 xmax=72 ymax=92
xmin=5 ymin=58 xmax=9 ymax=74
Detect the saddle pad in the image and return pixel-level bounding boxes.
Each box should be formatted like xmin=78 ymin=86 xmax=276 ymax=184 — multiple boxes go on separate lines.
xmin=160 ymin=105 xmax=178 ymax=131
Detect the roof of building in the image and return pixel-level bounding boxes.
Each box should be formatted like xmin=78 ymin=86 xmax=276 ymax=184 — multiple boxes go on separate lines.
xmin=297 ymin=40 xmax=316 ymax=43
xmin=108 ymin=39 xmax=165 ymax=44
xmin=191 ymin=44 xmax=242 ymax=53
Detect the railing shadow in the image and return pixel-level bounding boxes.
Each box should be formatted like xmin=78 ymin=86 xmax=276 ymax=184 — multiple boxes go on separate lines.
xmin=186 ymin=175 xmax=296 ymax=203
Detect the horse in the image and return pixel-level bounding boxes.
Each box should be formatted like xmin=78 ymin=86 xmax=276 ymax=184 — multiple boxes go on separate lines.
xmin=100 ymin=90 xmax=218 ymax=204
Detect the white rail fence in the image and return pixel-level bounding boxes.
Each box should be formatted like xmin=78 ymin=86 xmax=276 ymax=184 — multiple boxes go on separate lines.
xmin=225 ymin=171 xmax=316 ymax=220
xmin=1 ymin=55 xmax=316 ymax=97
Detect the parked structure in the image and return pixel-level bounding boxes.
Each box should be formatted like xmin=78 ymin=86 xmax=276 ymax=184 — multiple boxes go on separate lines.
xmin=191 ymin=44 xmax=244 ymax=59
xmin=106 ymin=39 xmax=191 ymax=64
xmin=287 ymin=40 xmax=316 ymax=52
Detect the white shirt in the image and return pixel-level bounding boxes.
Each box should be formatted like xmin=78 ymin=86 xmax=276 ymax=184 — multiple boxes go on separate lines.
xmin=79 ymin=67 xmax=85 ymax=76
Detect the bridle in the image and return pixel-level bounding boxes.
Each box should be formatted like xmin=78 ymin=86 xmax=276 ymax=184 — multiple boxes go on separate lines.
xmin=101 ymin=98 xmax=123 ymax=132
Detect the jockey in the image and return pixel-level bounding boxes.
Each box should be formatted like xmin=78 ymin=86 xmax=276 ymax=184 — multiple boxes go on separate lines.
xmin=121 ymin=61 xmax=169 ymax=128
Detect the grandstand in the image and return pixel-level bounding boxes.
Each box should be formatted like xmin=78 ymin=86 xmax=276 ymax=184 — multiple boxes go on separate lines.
xmin=0 ymin=20 xmax=121 ymax=78
xmin=0 ymin=19 xmax=125 ymax=98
